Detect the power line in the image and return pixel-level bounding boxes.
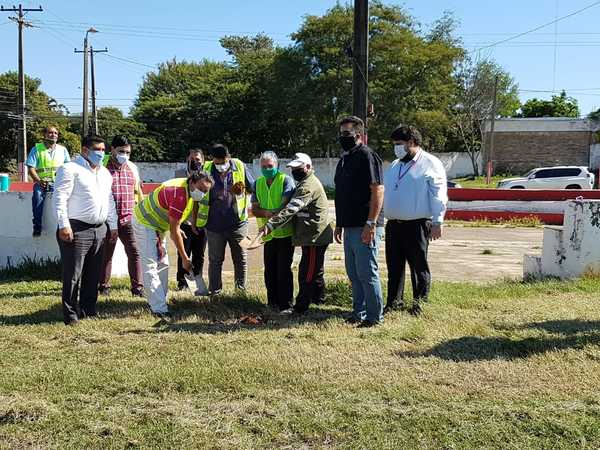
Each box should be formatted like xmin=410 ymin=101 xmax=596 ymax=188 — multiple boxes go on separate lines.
xmin=100 ymin=53 xmax=156 ymax=69
xmin=474 ymin=0 xmax=600 ymax=51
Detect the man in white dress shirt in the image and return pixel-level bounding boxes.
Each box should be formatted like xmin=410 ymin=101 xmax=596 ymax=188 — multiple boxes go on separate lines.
xmin=383 ymin=125 xmax=448 ymax=317
xmin=53 ymin=135 xmax=118 ymax=325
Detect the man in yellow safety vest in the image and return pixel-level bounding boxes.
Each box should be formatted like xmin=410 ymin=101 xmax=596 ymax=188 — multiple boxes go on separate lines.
xmin=192 ymin=144 xmax=254 ymax=295
xmin=251 ymin=151 xmax=296 ymax=312
xmin=132 ymin=171 xmax=214 ymax=319
xmin=26 ymin=125 xmax=70 ymax=236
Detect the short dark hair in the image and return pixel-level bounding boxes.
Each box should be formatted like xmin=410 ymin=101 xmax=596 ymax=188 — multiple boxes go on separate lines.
xmin=390 ymin=125 xmax=422 ymax=146
xmin=210 ymin=144 xmax=230 ymax=159
xmin=339 ymin=116 xmax=365 ymax=135
xmin=189 ymin=148 xmax=204 ymax=157
xmin=111 ymin=135 xmax=130 ymax=148
xmin=82 ymin=134 xmax=105 ymax=148
xmin=188 ymin=170 xmax=214 ymax=185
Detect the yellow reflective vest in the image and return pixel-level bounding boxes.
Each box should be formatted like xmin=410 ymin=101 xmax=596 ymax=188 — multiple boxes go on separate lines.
xmin=34 ymin=143 xmax=66 ymax=181
xmin=196 ymin=159 xmax=248 ymax=228
xmin=134 ymin=178 xmax=193 ymax=233
xmin=255 ymin=172 xmax=293 ymax=242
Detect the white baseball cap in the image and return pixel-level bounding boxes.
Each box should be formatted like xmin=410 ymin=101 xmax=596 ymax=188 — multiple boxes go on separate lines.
xmin=287 ymin=152 xmax=312 ymax=169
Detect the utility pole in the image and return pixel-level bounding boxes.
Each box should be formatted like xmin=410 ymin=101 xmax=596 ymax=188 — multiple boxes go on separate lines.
xmin=1 ymin=4 xmax=43 ymax=182
xmin=486 ymin=75 xmax=500 ymax=185
xmin=74 ymin=27 xmax=98 ymax=139
xmin=352 ymin=0 xmax=369 ymax=139
xmin=89 ymin=46 xmax=108 ymax=135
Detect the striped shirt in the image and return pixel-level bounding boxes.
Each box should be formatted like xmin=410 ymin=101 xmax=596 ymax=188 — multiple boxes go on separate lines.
xmin=106 ymin=159 xmax=137 ymax=225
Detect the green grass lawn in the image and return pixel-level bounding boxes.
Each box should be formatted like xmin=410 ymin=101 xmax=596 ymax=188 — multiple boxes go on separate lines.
xmin=3 ymin=276 xmax=600 ymax=449
xmin=452 ymin=175 xmax=514 ymax=189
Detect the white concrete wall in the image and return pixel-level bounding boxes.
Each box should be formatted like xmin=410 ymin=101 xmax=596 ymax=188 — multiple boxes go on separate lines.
xmin=135 ymin=152 xmax=479 ymax=186
xmin=524 ymin=199 xmax=600 ymax=279
xmin=0 ymin=191 xmax=129 ymax=276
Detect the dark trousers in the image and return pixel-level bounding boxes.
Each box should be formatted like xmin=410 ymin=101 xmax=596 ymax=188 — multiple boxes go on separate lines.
xmin=57 ymin=220 xmax=107 ymax=324
xmin=263 ymin=236 xmax=294 ymax=310
xmin=385 ymin=219 xmax=431 ymax=307
xmin=176 ymin=222 xmax=207 ymax=285
xmin=32 ymin=183 xmax=52 ymax=233
xmin=295 ymin=245 xmax=328 ymax=313
xmin=99 ymin=220 xmax=144 ymax=294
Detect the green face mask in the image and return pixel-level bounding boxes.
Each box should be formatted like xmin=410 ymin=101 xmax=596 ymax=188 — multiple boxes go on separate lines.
xmin=261 ymin=167 xmax=278 ymax=179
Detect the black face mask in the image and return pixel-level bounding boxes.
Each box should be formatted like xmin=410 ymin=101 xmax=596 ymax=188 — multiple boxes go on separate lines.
xmin=291 ymin=168 xmax=308 ymax=182
xmin=339 ymin=136 xmax=357 ymax=152
xmin=188 ymin=160 xmax=201 ymax=173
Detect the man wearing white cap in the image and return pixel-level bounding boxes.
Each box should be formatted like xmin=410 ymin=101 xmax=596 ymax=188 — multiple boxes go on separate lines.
xmin=261 ymin=153 xmax=333 ymax=314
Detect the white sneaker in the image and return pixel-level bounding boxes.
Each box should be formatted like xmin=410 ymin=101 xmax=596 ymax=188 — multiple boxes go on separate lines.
xmin=194 ymin=275 xmax=209 ymax=296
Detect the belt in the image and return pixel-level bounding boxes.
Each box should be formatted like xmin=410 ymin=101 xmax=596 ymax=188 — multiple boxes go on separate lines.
xmin=69 ymin=218 xmax=106 ymax=229
xmin=387 ymin=218 xmax=430 ymax=224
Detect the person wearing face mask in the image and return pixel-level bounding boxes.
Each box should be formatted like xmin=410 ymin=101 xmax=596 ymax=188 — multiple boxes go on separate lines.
xmin=26 ymin=126 xmax=71 ymax=236
xmin=98 ymin=136 xmax=144 ymax=297
xmin=53 ymin=135 xmax=118 ymax=326
xmin=132 ymin=171 xmax=215 ymax=320
xmin=193 ymin=144 xmax=255 ymax=295
xmin=334 ymin=116 xmax=385 ymax=328
xmin=251 ymin=151 xmax=296 ymax=312
xmin=174 ymin=148 xmax=209 ymax=295
xmin=383 ymin=125 xmax=447 ymax=317
xmin=260 ymin=153 xmax=333 ymax=315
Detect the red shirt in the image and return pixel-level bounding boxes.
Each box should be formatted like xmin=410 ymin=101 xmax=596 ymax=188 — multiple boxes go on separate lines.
xmin=157 ymin=185 xmax=189 ymax=221
xmin=106 ymin=160 xmax=136 ymax=225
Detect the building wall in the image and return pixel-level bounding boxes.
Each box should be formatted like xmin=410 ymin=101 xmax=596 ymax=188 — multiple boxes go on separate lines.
xmin=483 ymin=130 xmax=592 ymax=175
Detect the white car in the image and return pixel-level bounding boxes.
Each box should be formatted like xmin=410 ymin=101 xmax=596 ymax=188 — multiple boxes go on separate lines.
xmin=497 ymin=166 xmax=595 ymax=190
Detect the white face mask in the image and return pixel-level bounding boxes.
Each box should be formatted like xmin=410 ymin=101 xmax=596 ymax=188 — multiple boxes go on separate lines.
xmin=116 ymin=153 xmax=129 ymax=165
xmin=215 ymin=162 xmax=230 ymax=173
xmin=190 ymin=189 xmax=205 ymax=202
xmin=394 ymin=144 xmax=407 ymax=160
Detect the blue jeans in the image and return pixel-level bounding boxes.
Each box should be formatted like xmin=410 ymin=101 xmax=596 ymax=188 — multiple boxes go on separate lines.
xmin=32 ymin=183 xmax=52 ymax=233
xmin=343 ymin=226 xmax=384 ymax=322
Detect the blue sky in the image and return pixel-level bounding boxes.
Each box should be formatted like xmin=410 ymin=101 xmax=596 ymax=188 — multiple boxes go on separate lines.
xmin=1 ymin=0 xmax=599 ymax=116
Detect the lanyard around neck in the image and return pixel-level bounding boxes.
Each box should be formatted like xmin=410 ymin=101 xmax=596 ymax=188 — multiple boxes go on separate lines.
xmin=395 ymin=152 xmax=422 ymax=189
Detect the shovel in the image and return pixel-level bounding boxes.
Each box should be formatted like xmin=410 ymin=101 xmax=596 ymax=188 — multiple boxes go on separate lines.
xmin=239 ymin=230 xmax=266 ymax=251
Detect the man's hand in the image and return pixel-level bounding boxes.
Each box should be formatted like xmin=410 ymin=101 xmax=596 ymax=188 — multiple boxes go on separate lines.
xmin=108 ymin=229 xmax=118 ymax=243
xmin=181 ymin=256 xmax=192 ymax=273
xmin=190 ymin=223 xmax=200 ymax=235
xmin=180 ymin=228 xmax=188 ymax=240
xmin=430 ymin=224 xmax=442 ymax=241
xmin=334 ymin=227 xmax=343 ymax=244
xmin=36 ymin=179 xmax=48 ymax=189
xmin=361 ymin=224 xmax=375 ymax=245
xmin=260 ymin=225 xmax=272 ymax=236
xmin=231 ymin=181 xmax=245 ymax=196
xmin=58 ymin=227 xmax=73 ymax=242
xmin=157 ymin=239 xmax=166 ymax=260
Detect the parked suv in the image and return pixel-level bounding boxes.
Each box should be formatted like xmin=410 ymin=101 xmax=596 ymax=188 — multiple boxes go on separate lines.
xmin=497 ymin=166 xmax=595 ymax=190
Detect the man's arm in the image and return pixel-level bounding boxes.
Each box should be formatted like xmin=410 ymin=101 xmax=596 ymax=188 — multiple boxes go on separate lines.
xmin=53 ymin=165 xmax=74 ymax=241
xmin=169 ymin=215 xmax=191 ymax=271
xmin=265 ymin=188 xmax=311 ymax=232
xmin=28 ymin=166 xmax=42 ymax=184
xmin=428 ymin=160 xmax=448 ymax=240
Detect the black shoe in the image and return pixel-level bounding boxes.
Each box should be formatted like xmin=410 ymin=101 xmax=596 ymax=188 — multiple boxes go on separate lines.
xmin=131 ymin=290 xmax=144 ymax=298
xmin=344 ymin=316 xmax=362 ymax=325
xmin=409 ymin=303 xmax=422 ymax=317
xmin=65 ymin=319 xmax=79 ymax=326
xmin=98 ymin=287 xmax=110 ymax=296
xmin=384 ymin=302 xmax=405 ymax=314
xmin=152 ymin=311 xmax=172 ymax=322
xmin=32 ymin=230 xmax=41 ymax=237
xmin=357 ymin=320 xmax=380 ymax=328
xmin=176 ymin=283 xmax=187 ymax=291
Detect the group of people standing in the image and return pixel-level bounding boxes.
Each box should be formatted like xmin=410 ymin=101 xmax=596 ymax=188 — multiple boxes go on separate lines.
xmin=28 ymin=115 xmax=447 ymax=327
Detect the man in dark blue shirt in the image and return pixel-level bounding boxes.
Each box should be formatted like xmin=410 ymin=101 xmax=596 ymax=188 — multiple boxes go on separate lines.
xmin=198 ymin=144 xmax=254 ymax=294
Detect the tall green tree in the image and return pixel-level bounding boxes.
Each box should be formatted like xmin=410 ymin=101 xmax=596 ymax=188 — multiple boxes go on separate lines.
xmin=0 ymin=71 xmax=79 ymax=171
xmin=519 ymin=91 xmax=579 ymax=118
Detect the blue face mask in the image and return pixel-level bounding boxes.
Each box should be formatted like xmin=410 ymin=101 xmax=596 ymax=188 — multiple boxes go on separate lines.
xmin=87 ymin=150 xmax=105 ymax=166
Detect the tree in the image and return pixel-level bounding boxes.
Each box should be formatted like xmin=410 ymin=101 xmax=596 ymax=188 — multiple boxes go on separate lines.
xmin=520 ymin=91 xmax=579 ymax=118
xmin=449 ymin=58 xmax=520 ymax=174
xmin=0 ymin=71 xmax=80 ymax=171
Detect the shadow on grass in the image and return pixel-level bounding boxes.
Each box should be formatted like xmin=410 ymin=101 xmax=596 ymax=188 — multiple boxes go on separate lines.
xmin=396 ymin=320 xmax=600 ymax=362
xmin=0 ymin=289 xmax=350 ymax=330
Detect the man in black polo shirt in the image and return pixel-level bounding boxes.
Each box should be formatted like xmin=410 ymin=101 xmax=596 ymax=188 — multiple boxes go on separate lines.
xmin=334 ymin=116 xmax=385 ymax=327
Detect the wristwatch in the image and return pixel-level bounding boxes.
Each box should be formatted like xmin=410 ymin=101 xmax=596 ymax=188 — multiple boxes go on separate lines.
xmin=366 ymin=220 xmax=376 ymax=228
